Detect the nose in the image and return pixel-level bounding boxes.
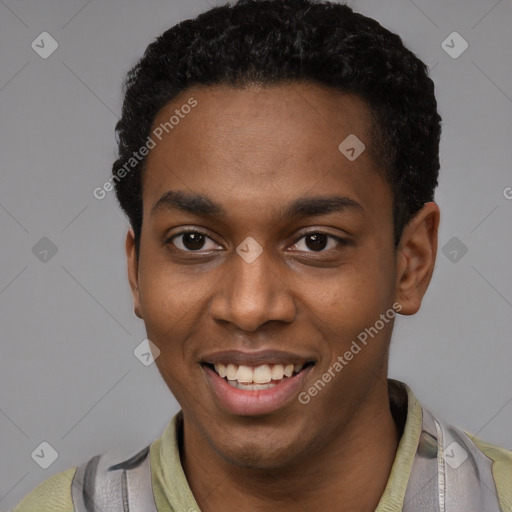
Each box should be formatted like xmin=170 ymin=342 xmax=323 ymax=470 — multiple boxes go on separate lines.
xmin=209 ymin=244 xmax=296 ymax=332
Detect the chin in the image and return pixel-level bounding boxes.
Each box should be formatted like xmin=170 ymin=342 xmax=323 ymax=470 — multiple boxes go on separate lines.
xmin=209 ymin=429 xmax=310 ymax=471
xmin=220 ymin=444 xmax=296 ymax=470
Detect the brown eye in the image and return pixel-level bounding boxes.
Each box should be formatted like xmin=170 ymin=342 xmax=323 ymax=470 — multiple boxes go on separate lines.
xmin=168 ymin=231 xmax=221 ymax=252
xmin=304 ymin=233 xmax=328 ymax=251
xmin=290 ymin=232 xmax=347 ymax=253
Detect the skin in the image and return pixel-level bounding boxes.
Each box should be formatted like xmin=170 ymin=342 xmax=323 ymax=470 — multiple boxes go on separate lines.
xmin=126 ymin=82 xmax=440 ymax=511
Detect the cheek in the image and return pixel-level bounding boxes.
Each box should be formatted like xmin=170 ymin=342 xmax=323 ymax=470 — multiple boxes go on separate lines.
xmin=302 ymin=251 xmax=396 ymax=363
xmin=141 ymin=264 xmax=207 ymax=406
xmin=138 ymin=248 xmax=205 ymax=321
xmin=309 ymin=259 xmax=394 ymax=325
xmin=137 ymin=257 xmax=199 ymax=360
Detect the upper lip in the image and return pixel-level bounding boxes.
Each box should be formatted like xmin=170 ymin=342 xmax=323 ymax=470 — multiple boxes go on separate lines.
xmin=201 ymin=349 xmax=315 ymax=367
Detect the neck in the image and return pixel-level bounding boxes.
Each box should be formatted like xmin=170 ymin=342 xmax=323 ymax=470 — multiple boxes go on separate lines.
xmin=182 ymin=381 xmax=400 ymax=512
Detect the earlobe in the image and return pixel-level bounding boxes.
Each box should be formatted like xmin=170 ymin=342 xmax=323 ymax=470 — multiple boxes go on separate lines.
xmin=126 ymin=228 xmax=143 ymax=319
xmin=395 ymin=202 xmax=440 ymax=315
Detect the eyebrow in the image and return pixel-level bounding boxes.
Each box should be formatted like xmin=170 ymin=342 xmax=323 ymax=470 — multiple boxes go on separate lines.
xmin=150 ymin=190 xmax=364 ymax=219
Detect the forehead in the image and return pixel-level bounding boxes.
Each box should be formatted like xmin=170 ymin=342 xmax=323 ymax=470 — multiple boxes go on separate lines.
xmin=142 ymin=82 xmax=388 ymax=218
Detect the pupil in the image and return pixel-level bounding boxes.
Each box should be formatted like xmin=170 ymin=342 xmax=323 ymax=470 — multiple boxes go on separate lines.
xmin=306 ymin=233 xmax=327 ymax=251
xmin=183 ymin=232 xmax=205 ymax=250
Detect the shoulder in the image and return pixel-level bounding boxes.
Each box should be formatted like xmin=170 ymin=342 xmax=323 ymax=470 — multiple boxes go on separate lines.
xmin=401 ymin=382 xmax=512 ymax=510
xmin=465 ymin=432 xmax=512 ymax=511
xmin=12 ymin=467 xmax=77 ymax=512
xmin=12 ymin=442 xmax=160 ymax=512
xmin=471 ymin=434 xmax=512 ymax=465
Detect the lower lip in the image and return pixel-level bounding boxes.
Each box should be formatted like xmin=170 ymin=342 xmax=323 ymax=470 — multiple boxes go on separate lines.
xmin=203 ymin=365 xmax=313 ymax=416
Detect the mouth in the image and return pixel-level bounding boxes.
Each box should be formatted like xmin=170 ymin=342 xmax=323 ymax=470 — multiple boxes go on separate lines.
xmin=200 ymin=351 xmax=316 ymax=415
xmin=202 ymin=361 xmax=315 ymax=391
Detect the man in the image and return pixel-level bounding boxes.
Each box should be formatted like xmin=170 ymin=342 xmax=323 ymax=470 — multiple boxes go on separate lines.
xmin=13 ymin=0 xmax=512 ymax=510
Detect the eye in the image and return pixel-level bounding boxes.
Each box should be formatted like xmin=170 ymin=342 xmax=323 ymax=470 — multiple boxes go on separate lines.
xmin=167 ymin=230 xmax=222 ymax=252
xmin=289 ymin=232 xmax=347 ymax=253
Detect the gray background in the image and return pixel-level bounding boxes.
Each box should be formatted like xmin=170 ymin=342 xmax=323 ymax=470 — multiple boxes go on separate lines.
xmin=1 ymin=0 xmax=511 ymax=508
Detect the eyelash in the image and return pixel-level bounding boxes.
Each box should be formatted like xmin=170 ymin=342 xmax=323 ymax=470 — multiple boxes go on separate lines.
xmin=166 ymin=229 xmax=348 ymax=254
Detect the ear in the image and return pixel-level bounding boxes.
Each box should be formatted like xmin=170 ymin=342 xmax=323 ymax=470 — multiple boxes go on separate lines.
xmin=126 ymin=227 xmax=143 ymax=319
xmin=395 ymin=202 xmax=440 ymax=315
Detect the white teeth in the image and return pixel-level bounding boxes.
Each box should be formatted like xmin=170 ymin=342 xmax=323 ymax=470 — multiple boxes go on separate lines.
xmin=236 ymin=365 xmax=254 ymax=383
xmin=217 ymin=363 xmax=227 ymax=378
xmin=253 ymin=364 xmax=272 ymax=384
xmin=284 ymin=364 xmax=294 ymax=377
xmin=212 ymin=362 xmax=306 ymax=384
xmin=271 ymin=364 xmax=285 ymax=380
xmin=226 ymin=363 xmax=238 ymax=381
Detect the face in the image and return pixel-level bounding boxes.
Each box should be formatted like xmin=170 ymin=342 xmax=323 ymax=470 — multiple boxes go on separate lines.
xmin=126 ymin=83 xmax=436 ymax=469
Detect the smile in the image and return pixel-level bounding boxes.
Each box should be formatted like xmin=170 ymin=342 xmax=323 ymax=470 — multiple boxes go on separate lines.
xmin=206 ymin=362 xmax=313 ymax=390
xmin=201 ymin=354 xmax=316 ymax=415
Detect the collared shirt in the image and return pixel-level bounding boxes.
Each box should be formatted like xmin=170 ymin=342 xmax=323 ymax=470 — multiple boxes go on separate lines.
xmin=12 ymin=379 xmax=512 ymax=511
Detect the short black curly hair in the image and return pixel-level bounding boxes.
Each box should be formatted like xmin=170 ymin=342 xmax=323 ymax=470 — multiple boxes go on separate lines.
xmin=112 ymin=0 xmax=441 ymax=257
